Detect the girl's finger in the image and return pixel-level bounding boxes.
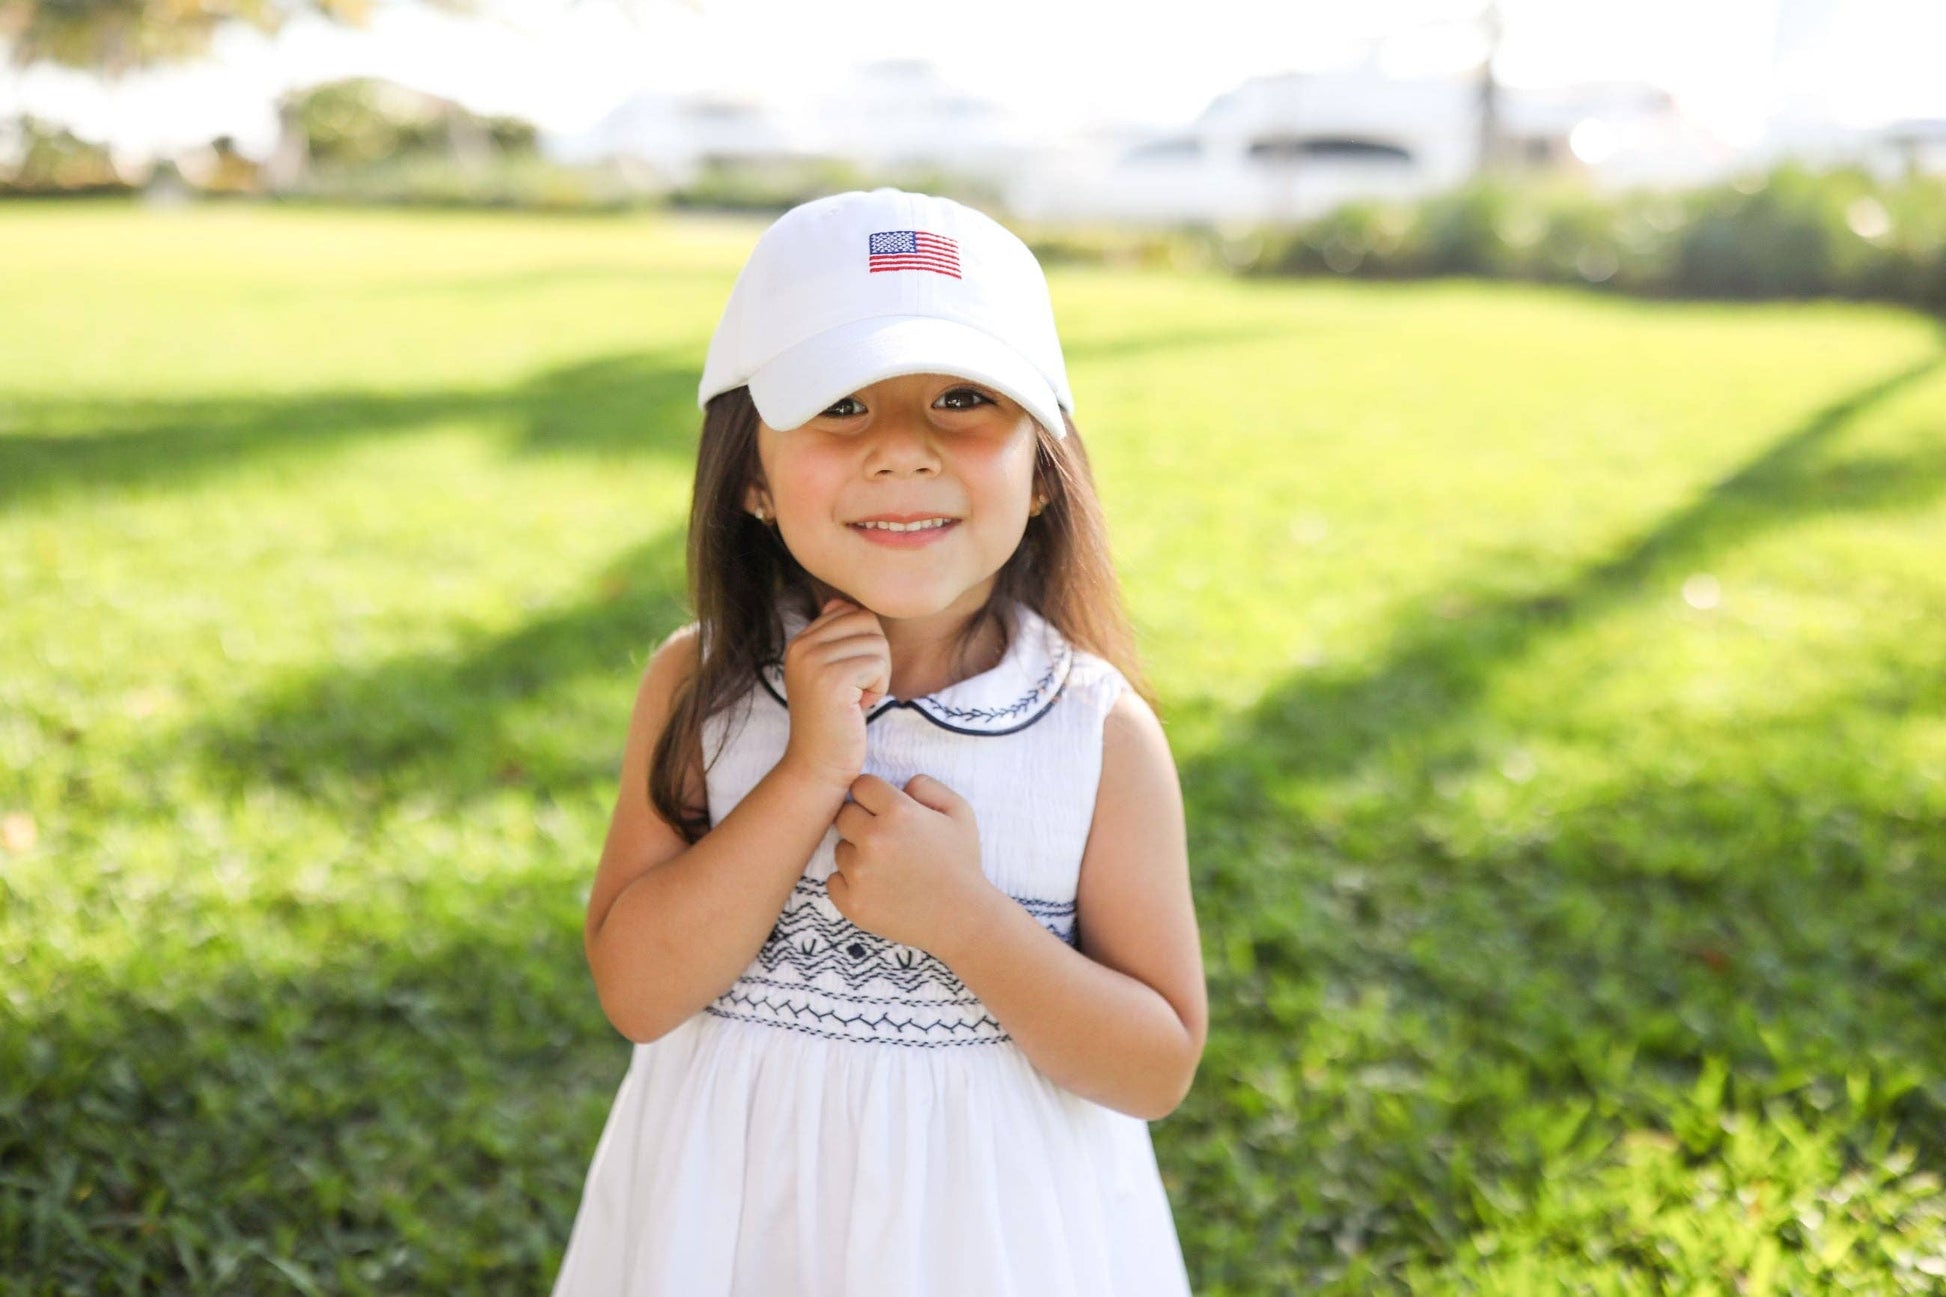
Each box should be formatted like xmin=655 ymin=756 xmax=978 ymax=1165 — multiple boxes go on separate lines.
xmin=801 ymin=629 xmax=891 ymax=658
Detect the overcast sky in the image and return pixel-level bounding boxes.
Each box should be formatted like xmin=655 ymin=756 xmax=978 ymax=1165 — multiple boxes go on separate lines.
xmin=6 ymin=0 xmax=1941 ymax=164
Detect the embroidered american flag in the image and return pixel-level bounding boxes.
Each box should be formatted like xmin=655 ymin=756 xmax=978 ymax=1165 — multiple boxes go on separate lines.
xmin=867 ymin=229 xmax=961 ymax=278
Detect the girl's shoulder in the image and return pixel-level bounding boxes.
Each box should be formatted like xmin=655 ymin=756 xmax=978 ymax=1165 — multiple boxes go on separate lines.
xmin=1051 ymin=639 xmax=1133 ymax=719
xmin=660 ymin=619 xmax=704 ymax=664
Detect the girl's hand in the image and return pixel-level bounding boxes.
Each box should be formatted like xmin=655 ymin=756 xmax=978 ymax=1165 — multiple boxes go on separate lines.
xmin=777 ymin=597 xmax=892 ymax=796
xmin=827 ymin=772 xmax=995 ymax=957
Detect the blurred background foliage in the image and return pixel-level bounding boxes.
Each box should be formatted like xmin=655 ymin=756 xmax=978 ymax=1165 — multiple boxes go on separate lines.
xmin=6 ymin=93 xmax=1938 ymax=318
xmin=0 ymin=0 xmax=475 ymax=75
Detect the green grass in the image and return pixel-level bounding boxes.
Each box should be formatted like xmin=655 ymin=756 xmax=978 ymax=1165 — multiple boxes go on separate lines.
xmin=4 ymin=196 xmax=1945 ymax=1294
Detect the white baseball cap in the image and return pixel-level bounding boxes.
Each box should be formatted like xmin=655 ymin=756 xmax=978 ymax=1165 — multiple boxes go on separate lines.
xmin=696 ymin=187 xmax=1074 ymax=441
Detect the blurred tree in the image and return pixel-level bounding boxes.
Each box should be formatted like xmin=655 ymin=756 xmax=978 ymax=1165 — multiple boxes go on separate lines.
xmin=286 ymin=76 xmax=535 ymax=168
xmin=204 ymin=133 xmax=261 ymax=191
xmin=1 ymin=111 xmax=117 ymax=187
xmin=0 ymin=0 xmax=477 ymax=76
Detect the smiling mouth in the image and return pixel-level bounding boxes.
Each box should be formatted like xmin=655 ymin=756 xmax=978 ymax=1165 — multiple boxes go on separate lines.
xmin=848 ymin=518 xmax=960 ymax=546
xmin=849 ymin=518 xmax=958 ymax=533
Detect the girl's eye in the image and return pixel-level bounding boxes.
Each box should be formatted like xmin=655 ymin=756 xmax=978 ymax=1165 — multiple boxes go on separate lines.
xmin=818 ymin=388 xmax=993 ymax=419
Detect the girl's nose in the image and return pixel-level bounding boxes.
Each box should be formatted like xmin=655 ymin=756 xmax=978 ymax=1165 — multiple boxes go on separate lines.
xmin=865 ymin=406 xmax=942 ymax=468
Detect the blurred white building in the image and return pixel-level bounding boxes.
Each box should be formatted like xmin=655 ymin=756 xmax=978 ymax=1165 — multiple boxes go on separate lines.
xmin=1739 ymin=0 xmax=1946 ymax=182
xmin=548 ymin=90 xmax=804 ymax=186
xmin=1010 ymin=67 xmax=1473 ymax=227
xmin=550 ymin=59 xmax=1039 ymax=190
xmin=546 ymin=52 xmax=1924 ymax=226
xmin=1742 ymin=114 xmax=1946 ymax=183
xmin=803 ymin=59 xmax=1039 ymax=182
xmin=1005 ymin=66 xmax=1738 ymax=225
xmin=1878 ymin=119 xmax=1946 ymax=178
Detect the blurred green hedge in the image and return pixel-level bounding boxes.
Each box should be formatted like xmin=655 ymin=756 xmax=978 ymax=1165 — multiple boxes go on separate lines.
xmin=1014 ymin=161 xmax=1946 ymax=318
xmin=7 ymin=129 xmax=1937 ymax=316
xmin=274 ymin=153 xmax=658 ymax=214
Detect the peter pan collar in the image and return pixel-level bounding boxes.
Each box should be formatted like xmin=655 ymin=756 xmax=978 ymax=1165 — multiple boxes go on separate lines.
xmin=757 ymin=597 xmax=1073 ymax=736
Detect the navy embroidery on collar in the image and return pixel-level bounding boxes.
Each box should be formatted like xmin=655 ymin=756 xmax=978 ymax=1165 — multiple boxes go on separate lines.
xmin=915 ymin=655 xmax=1062 ymax=726
xmin=756 ymin=599 xmax=1073 ymax=737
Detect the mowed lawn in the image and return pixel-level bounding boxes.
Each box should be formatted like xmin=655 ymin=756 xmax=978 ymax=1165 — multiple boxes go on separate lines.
xmin=4 ymin=199 xmax=1945 ymax=1294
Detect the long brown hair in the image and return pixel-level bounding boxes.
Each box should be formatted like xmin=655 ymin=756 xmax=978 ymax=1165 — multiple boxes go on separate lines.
xmin=648 ymin=383 xmax=1156 ymax=843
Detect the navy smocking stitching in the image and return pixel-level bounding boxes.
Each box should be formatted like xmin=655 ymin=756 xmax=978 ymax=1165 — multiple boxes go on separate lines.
xmin=705 ymin=874 xmax=1080 ymax=1047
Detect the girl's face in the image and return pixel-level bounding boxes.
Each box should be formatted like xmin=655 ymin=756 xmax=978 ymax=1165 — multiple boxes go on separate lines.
xmin=747 ymin=371 xmax=1041 ymax=622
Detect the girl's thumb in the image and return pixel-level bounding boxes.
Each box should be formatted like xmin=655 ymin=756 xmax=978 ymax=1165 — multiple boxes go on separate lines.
xmin=903 ymin=772 xmax=964 ymax=817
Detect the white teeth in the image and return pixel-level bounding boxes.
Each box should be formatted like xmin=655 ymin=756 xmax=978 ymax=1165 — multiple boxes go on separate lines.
xmin=856 ymin=519 xmax=953 ymax=532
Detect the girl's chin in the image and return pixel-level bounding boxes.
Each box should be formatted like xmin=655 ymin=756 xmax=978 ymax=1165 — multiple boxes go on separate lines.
xmin=817 ymin=587 xmax=968 ymax=621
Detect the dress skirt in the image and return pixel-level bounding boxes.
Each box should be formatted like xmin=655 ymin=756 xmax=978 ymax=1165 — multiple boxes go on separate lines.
xmin=548 ymin=1010 xmax=1194 ymax=1297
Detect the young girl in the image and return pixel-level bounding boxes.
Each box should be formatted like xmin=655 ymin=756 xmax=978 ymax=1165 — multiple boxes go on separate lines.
xmin=551 ymin=187 xmax=1206 ymax=1296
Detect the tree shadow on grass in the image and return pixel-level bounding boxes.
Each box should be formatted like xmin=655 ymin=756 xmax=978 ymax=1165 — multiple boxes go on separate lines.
xmin=151 ymin=518 xmax=693 ymax=821
xmin=1194 ymin=342 xmax=1946 ymax=816
xmin=6 ymin=861 xmax=624 ymax=1293
xmin=12 ymin=498 xmax=699 ymax=1288
xmin=0 ymin=348 xmax=708 ymax=513
xmin=1174 ymin=338 xmax=1946 ymax=986
xmin=0 ymin=317 xmax=1303 ymax=516
xmin=1159 ymin=344 xmax=1946 ymax=1278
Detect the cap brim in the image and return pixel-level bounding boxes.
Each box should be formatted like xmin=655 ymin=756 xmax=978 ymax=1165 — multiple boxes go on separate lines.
xmin=746 ymin=315 xmax=1069 ymax=440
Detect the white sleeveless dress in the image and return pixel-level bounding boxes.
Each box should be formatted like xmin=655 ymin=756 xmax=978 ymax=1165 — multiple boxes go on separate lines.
xmin=549 ymin=596 xmax=1195 ymax=1297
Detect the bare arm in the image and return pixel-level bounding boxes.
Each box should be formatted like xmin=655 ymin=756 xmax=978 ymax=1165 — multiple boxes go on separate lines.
xmin=584 ymin=625 xmax=847 ymax=1044
xmin=933 ymin=688 xmax=1208 ymax=1120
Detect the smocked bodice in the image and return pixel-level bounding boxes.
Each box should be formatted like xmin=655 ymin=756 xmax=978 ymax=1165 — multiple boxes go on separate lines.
xmin=697 ymin=597 xmax=1130 ymax=1048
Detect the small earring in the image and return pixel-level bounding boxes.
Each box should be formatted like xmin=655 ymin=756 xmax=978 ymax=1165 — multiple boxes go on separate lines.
xmin=1029 ymin=495 xmax=1047 ymax=516
xmin=752 ymin=505 xmax=769 ymax=523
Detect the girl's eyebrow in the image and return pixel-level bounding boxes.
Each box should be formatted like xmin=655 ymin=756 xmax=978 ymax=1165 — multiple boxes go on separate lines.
xmin=848 ymin=382 xmax=995 ymax=400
